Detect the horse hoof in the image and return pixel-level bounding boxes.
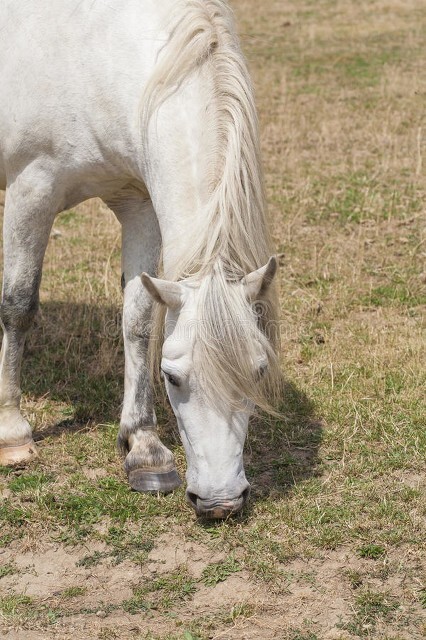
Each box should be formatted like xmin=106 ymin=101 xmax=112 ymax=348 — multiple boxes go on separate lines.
xmin=128 ymin=467 xmax=182 ymax=494
xmin=0 ymin=440 xmax=38 ymax=466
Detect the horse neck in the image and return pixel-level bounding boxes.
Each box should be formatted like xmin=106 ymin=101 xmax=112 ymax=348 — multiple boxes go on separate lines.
xmin=143 ymin=67 xmax=219 ymax=280
xmin=141 ymin=0 xmax=270 ymax=282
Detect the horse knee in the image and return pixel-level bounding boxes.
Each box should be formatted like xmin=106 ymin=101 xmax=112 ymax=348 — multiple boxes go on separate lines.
xmin=0 ymin=288 xmax=39 ymax=333
xmin=122 ymin=301 xmax=152 ymax=344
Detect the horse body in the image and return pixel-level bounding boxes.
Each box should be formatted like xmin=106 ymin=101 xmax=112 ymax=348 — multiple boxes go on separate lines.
xmin=0 ymin=1 xmax=166 ymax=199
xmin=0 ymin=0 xmax=278 ymax=517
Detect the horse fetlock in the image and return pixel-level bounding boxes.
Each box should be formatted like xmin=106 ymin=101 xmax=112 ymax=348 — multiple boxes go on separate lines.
xmin=0 ymin=406 xmax=33 ymax=445
xmin=124 ymin=430 xmax=175 ymax=472
xmin=0 ymin=406 xmax=37 ymax=465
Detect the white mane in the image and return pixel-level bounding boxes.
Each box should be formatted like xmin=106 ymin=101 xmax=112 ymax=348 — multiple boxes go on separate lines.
xmin=143 ymin=0 xmax=281 ymax=412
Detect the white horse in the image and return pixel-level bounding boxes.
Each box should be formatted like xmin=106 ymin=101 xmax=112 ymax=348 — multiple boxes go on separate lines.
xmin=0 ymin=0 xmax=280 ymax=518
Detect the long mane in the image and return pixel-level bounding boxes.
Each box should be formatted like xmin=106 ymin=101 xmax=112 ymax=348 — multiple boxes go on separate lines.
xmin=142 ymin=0 xmax=281 ymax=412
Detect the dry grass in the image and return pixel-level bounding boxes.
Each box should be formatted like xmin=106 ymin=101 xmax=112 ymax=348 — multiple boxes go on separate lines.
xmin=1 ymin=0 xmax=425 ymax=638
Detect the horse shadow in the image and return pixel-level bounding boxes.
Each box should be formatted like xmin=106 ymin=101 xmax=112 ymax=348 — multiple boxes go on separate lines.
xmin=22 ymin=301 xmax=125 ymax=440
xmin=245 ymin=381 xmax=323 ymax=501
xmin=22 ymin=301 xmax=322 ymax=504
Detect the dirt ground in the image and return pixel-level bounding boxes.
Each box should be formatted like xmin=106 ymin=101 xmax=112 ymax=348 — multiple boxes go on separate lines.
xmin=2 ymin=531 xmax=424 ymax=639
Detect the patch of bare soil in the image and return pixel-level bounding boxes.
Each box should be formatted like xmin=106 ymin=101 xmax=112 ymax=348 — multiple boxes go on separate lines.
xmin=1 ymin=534 xmax=425 ymax=639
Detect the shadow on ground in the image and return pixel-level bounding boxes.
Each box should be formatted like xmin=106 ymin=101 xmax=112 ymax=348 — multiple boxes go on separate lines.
xmin=21 ymin=301 xmax=322 ymax=499
xmin=245 ymin=381 xmax=323 ymax=502
xmin=22 ymin=301 xmax=177 ymax=450
xmin=22 ymin=301 xmax=124 ymax=437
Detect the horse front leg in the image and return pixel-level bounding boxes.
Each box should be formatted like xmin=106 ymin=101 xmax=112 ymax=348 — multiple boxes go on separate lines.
xmin=107 ymin=195 xmax=181 ymax=493
xmin=0 ymin=174 xmax=57 ymax=464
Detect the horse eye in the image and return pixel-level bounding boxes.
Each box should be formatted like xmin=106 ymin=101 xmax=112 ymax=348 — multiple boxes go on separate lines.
xmin=165 ymin=372 xmax=180 ymax=387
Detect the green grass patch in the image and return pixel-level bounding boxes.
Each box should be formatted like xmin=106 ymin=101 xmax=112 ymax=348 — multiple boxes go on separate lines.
xmin=361 ymin=284 xmax=426 ymax=308
xmin=357 ymin=544 xmax=386 ymax=560
xmin=0 ymin=593 xmax=62 ymax=626
xmin=291 ymin=42 xmax=405 ymax=89
xmin=0 ymin=594 xmax=34 ymax=618
xmin=123 ymin=568 xmax=196 ymax=613
xmin=76 ymin=550 xmax=107 ymax=568
xmin=8 ymin=472 xmax=53 ymax=493
xmin=346 ymin=569 xmax=363 ymax=590
xmin=304 ymin=173 xmax=423 ymax=224
xmin=0 ymin=562 xmax=17 ymax=579
xmin=340 ymin=589 xmax=400 ymax=636
xmin=75 ymin=528 xmax=154 ymax=567
xmin=201 ymin=554 xmax=242 ymax=586
xmin=0 ymin=504 xmax=27 ymax=526
xmin=2 ymin=472 xmax=182 ymax=540
xmin=60 ymin=586 xmax=87 ymax=599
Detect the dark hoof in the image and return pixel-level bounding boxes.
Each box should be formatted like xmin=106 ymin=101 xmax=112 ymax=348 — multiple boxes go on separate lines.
xmin=128 ymin=467 xmax=182 ymax=494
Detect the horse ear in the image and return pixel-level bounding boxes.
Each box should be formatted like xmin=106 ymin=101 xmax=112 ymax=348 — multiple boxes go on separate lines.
xmin=141 ymin=273 xmax=184 ymax=309
xmin=243 ymin=256 xmax=277 ymax=301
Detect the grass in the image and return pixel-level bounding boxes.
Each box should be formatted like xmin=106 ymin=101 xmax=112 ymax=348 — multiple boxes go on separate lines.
xmin=123 ymin=568 xmax=197 ymax=613
xmin=0 ymin=0 xmax=425 ymax=638
xmin=0 ymin=594 xmax=34 ymax=618
xmin=340 ymin=590 xmax=400 ymax=636
xmin=0 ymin=564 xmax=17 ymax=579
xmin=60 ymin=586 xmax=87 ymax=599
xmin=357 ymin=544 xmax=386 ymax=560
xmin=201 ymin=555 xmax=242 ymax=586
xmin=0 ymin=594 xmax=61 ymax=628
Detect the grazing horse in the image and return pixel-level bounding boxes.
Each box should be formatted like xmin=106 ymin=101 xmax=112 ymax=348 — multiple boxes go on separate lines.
xmin=0 ymin=0 xmax=280 ymax=518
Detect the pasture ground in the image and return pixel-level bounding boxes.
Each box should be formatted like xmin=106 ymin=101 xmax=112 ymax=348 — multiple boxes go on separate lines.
xmin=1 ymin=0 xmax=425 ymax=638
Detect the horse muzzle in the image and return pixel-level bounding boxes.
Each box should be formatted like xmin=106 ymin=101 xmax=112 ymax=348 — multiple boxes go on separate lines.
xmin=186 ymin=486 xmax=250 ymax=519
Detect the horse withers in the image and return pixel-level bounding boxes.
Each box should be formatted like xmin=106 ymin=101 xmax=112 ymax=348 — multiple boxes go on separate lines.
xmin=0 ymin=0 xmax=280 ymax=518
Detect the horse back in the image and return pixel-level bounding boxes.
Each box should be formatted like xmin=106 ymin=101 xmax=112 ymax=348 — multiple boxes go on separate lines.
xmin=0 ymin=0 xmax=172 ymax=190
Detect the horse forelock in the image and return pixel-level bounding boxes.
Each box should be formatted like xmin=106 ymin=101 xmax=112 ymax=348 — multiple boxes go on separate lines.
xmin=195 ymin=264 xmax=281 ymax=415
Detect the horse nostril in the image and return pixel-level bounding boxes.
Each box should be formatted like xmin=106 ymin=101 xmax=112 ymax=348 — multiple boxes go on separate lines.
xmin=186 ymin=491 xmax=199 ymax=509
xmin=186 ymin=486 xmax=250 ymax=517
xmin=241 ymin=486 xmax=251 ymax=504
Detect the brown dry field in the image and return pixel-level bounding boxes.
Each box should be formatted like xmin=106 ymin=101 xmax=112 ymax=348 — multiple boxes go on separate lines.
xmin=1 ymin=1 xmax=425 ymax=639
